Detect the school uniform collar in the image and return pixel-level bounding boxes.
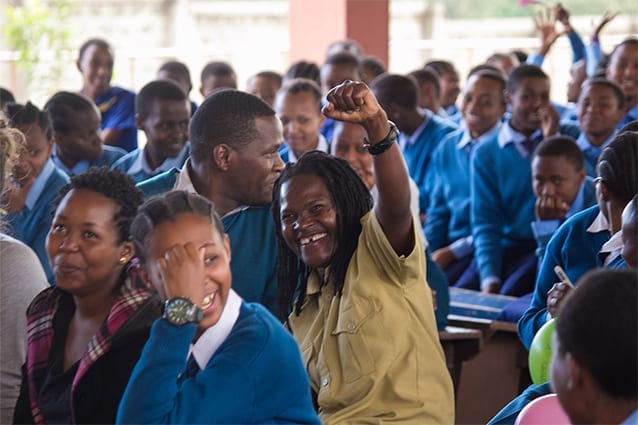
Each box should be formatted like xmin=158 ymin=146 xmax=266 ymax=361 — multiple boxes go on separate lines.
xmin=599 ymin=229 xmax=623 ymax=266
xmin=52 ymin=145 xmax=90 ymax=176
xmin=587 ymin=211 xmax=610 ymax=234
xmin=24 ymin=158 xmax=56 ymax=210
xmin=497 ymin=121 xmax=543 ymax=148
xmin=287 ymin=134 xmax=328 ymax=163
xmin=457 ymin=121 xmax=502 ymax=150
xmin=188 ymin=289 xmax=242 ymax=370
xmin=575 ymin=132 xmax=615 ymax=154
xmin=129 ymin=142 xmax=190 ymax=176
xmin=399 ymin=109 xmax=432 ymax=150
xmin=173 ymin=158 xmax=248 ymax=219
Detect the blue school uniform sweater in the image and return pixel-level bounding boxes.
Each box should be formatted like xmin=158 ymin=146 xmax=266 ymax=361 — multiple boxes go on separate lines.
xmin=117 ymin=302 xmax=320 ymax=424
xmin=425 ymin=125 xmax=500 ymax=253
xmin=52 ymin=144 xmax=126 ymax=176
xmin=401 ymin=114 xmax=457 ymax=214
xmin=137 ymin=169 xmax=280 ymax=317
xmin=95 ymin=86 xmax=137 ymax=152
xmin=5 ymin=160 xmax=69 ymax=282
xmin=471 ymin=122 xmax=580 ymax=288
xmin=517 ymin=205 xmax=609 ymax=349
xmin=111 ymin=143 xmax=190 ymax=183
xmin=575 ymin=132 xmax=616 ymax=178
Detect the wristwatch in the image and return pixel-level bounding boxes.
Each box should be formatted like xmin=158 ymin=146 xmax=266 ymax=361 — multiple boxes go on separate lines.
xmin=363 ymin=121 xmax=399 ymax=155
xmin=163 ymin=297 xmax=203 ymax=325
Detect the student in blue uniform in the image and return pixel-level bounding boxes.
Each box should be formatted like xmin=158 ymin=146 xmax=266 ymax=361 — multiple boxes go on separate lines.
xmin=137 ymin=90 xmax=284 ymax=318
xmin=575 ymin=78 xmax=625 ymax=176
xmin=157 ymin=60 xmax=198 ymax=116
xmin=605 ymin=38 xmax=638 ymax=129
xmin=111 ymin=80 xmax=190 ymax=183
xmin=518 ymin=130 xmax=638 ymax=349
xmin=76 ymin=38 xmax=137 ymax=152
xmin=426 ymin=70 xmax=506 ymax=285
xmin=44 ymin=91 xmax=126 ymax=176
xmin=530 ymin=136 xmax=597 ymax=261
xmin=274 ymin=78 xmax=328 ymax=163
xmin=3 ymin=102 xmax=68 ymax=282
xmin=117 ymin=191 xmax=319 ymax=425
xmin=469 ymin=65 xmax=580 ymax=296
xmin=371 ymin=73 xmax=458 ymax=218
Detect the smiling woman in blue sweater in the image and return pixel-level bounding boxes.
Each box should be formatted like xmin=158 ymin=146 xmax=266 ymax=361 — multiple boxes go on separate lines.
xmin=117 ymin=190 xmax=319 ymax=425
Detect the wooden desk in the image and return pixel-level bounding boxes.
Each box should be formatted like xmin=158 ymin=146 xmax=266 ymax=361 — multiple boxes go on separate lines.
xmin=439 ymin=326 xmax=483 ymax=395
xmin=448 ymin=315 xmax=531 ymax=425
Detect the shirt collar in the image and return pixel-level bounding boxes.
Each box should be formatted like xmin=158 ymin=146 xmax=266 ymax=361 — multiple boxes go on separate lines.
xmin=457 ymin=121 xmax=502 ymax=150
xmin=587 ymin=211 xmax=610 ymax=233
xmin=399 ymin=110 xmax=431 ymax=149
xmin=189 ymin=289 xmax=242 ymax=369
xmin=52 ymin=145 xmax=90 ymax=176
xmin=25 ymin=158 xmax=56 ymax=210
xmin=173 ymin=159 xmax=249 ymax=219
xmin=497 ymin=121 xmax=543 ymax=148
xmin=129 ymin=142 xmax=190 ymax=176
xmin=575 ymin=132 xmax=615 ymax=153
xmin=599 ymin=229 xmax=623 ymax=267
xmin=287 ymin=134 xmax=328 ymax=163
xmin=173 ymin=158 xmax=197 ymax=193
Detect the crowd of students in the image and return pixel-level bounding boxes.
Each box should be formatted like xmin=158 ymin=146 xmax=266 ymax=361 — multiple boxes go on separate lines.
xmin=0 ymin=2 xmax=637 ymax=423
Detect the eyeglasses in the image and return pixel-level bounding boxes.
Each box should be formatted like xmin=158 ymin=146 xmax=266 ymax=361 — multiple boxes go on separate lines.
xmin=594 ymin=177 xmax=605 ymax=185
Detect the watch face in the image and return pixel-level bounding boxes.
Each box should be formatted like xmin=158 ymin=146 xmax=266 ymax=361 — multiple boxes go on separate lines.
xmin=165 ymin=298 xmax=192 ymax=325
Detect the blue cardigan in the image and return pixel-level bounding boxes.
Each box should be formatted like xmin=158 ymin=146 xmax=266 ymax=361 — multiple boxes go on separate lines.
xmin=517 ymin=205 xmax=609 ymax=349
xmin=117 ymin=302 xmax=320 ymax=424
xmin=402 ymin=114 xmax=457 ymax=214
xmin=5 ymin=165 xmax=69 ymax=282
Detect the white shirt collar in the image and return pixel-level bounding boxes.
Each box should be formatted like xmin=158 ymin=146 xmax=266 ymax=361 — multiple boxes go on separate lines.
xmin=287 ymin=134 xmax=329 ymax=163
xmin=173 ymin=158 xmax=197 ymax=193
xmin=457 ymin=121 xmax=502 ymax=150
xmin=173 ymin=159 xmax=249 ymax=219
xmin=399 ymin=110 xmax=432 ymax=150
xmin=576 ymin=132 xmax=616 ymax=152
xmin=129 ymin=143 xmax=190 ymax=176
xmin=497 ymin=121 xmax=542 ymax=148
xmin=587 ymin=210 xmax=610 ymax=233
xmin=600 ymin=230 xmax=623 ymax=266
xmin=189 ymin=289 xmax=242 ymax=369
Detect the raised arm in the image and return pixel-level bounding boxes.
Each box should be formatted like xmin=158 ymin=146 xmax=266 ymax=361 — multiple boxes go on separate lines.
xmin=323 ymin=81 xmax=413 ymax=256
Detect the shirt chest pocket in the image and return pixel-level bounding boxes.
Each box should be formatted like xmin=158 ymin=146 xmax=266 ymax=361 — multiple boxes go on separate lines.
xmin=330 ymin=297 xmax=382 ymax=383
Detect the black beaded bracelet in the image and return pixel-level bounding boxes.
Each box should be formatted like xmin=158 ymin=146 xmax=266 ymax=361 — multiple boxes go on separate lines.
xmin=363 ymin=121 xmax=399 ymax=155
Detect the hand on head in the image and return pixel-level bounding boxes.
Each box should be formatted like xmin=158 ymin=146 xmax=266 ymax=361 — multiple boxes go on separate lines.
xmin=157 ymin=242 xmax=206 ymax=307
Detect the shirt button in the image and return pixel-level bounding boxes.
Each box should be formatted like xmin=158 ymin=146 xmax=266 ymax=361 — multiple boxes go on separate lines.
xmin=321 ymin=377 xmax=329 ymax=387
xmin=347 ymin=322 xmax=356 ymax=331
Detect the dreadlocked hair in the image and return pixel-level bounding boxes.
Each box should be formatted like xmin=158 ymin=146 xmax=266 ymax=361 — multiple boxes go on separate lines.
xmin=53 ymin=167 xmax=144 ymax=244
xmin=271 ymin=150 xmax=373 ymax=317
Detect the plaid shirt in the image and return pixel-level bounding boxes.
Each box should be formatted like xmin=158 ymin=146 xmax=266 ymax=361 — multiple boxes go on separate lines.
xmin=24 ymin=272 xmax=154 ymax=424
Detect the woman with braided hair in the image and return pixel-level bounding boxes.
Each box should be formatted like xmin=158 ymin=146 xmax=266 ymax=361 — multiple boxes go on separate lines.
xmin=272 ymin=81 xmax=454 ymax=424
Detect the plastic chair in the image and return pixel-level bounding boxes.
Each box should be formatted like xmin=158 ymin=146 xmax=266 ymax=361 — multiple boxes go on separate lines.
xmin=514 ymin=393 xmax=570 ymax=425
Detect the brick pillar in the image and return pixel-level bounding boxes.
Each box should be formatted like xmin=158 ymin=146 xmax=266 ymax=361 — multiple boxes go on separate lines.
xmin=289 ymin=0 xmax=389 ymax=66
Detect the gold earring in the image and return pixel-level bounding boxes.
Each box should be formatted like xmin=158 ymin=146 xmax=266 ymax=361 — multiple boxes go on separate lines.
xmin=119 ymin=256 xmax=127 ymax=264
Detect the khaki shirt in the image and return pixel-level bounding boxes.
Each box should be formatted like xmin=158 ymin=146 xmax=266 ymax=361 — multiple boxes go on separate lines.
xmin=288 ymin=212 xmax=454 ymax=424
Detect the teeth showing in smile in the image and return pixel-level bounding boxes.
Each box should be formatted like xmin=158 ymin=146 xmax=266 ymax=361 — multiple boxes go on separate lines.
xmin=300 ymin=233 xmax=327 ymax=246
xmin=202 ymin=293 xmax=215 ymax=310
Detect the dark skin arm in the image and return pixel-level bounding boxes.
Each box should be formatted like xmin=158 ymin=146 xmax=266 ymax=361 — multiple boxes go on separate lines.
xmin=323 ymin=81 xmax=413 ymax=256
